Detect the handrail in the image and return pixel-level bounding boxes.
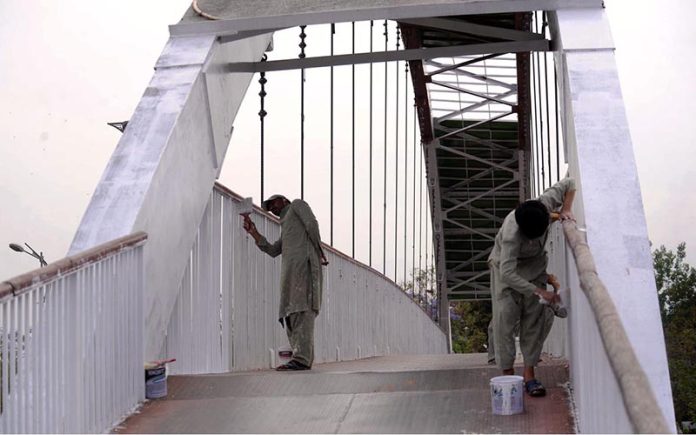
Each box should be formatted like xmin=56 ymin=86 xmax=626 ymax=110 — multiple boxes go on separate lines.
xmin=213 ymin=183 xmax=409 ymax=292
xmin=0 ymin=231 xmax=148 ymax=300
xmin=164 ymin=183 xmax=447 ymax=374
xmin=562 ymin=220 xmax=669 ymax=434
xmin=212 ymin=182 xmax=439 ymax=321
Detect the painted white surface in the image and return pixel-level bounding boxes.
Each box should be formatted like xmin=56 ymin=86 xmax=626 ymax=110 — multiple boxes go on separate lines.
xmin=552 ymin=8 xmax=676 ymax=433
xmin=171 ymin=0 xmax=602 ymax=35
xmin=542 ymin=223 xmax=569 ymax=358
xmin=69 ymin=33 xmax=272 ymax=360
xmin=0 ymin=244 xmax=145 ymax=433
xmin=162 ymin=186 xmax=448 ymax=375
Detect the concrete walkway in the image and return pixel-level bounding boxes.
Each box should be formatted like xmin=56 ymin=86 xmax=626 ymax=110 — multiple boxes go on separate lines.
xmin=116 ymin=354 xmax=573 ymax=433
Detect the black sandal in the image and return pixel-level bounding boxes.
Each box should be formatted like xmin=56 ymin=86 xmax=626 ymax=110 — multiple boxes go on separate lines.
xmin=525 ymin=379 xmax=546 ymax=397
xmin=276 ymin=360 xmax=311 ymax=371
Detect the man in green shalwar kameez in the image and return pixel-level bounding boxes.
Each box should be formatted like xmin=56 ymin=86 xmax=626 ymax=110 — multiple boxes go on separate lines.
xmin=242 ymin=194 xmax=328 ymax=371
xmin=488 ymin=177 xmax=576 ymax=396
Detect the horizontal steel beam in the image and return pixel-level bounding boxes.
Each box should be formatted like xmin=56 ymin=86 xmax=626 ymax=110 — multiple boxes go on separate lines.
xmin=399 ymin=17 xmax=544 ymax=41
xmin=226 ymin=39 xmax=549 ymax=72
xmin=218 ymin=28 xmax=284 ymax=44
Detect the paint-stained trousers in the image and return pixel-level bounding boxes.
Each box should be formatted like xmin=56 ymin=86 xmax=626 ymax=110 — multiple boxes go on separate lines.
xmin=490 ymin=266 xmax=554 ymax=370
xmin=285 ymin=310 xmax=317 ymax=367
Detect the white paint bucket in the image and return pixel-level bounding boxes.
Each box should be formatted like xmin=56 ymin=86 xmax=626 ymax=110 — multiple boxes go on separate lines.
xmin=277 ymin=345 xmax=293 ymax=367
xmin=145 ymin=366 xmax=167 ymax=399
xmin=490 ymin=375 xmax=524 ymax=415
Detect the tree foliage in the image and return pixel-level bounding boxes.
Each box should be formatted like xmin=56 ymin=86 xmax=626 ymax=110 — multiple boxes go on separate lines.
xmin=399 ymin=267 xmax=491 ymax=352
xmin=653 ymin=243 xmax=696 ymax=428
xmin=449 ymin=300 xmax=491 ymax=354
xmin=399 ymin=266 xmax=439 ymax=322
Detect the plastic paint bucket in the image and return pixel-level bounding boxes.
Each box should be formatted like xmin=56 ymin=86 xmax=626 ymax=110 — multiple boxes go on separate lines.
xmin=490 ymin=375 xmax=524 ymax=415
xmin=277 ymin=345 xmax=293 ymax=367
xmin=145 ymin=366 xmax=167 ymax=399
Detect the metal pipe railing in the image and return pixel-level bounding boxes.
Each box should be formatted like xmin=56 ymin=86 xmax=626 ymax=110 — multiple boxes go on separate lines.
xmin=562 ymin=220 xmax=669 ymax=434
xmin=0 ymin=232 xmax=147 ymax=433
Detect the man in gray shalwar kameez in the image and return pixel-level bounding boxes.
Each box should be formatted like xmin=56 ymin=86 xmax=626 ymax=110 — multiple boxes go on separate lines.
xmin=242 ymin=194 xmax=328 ymax=371
xmin=488 ymin=177 xmax=575 ymax=396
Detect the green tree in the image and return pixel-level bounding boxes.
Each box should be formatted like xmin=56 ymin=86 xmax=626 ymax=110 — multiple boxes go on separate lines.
xmin=399 ymin=267 xmax=438 ymax=321
xmin=449 ymin=300 xmax=491 ymax=353
xmin=400 ymin=267 xmax=491 ymax=353
xmin=653 ymin=243 xmax=696 ymax=429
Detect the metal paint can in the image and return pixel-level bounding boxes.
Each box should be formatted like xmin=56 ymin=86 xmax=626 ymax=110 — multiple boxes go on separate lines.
xmin=145 ymin=366 xmax=167 ymax=399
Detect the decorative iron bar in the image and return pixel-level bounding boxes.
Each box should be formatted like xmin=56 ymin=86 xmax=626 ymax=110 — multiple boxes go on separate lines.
xmin=299 ymin=25 xmax=307 ymax=199
xmin=530 ymin=11 xmax=564 ymax=195
xmin=259 ymin=54 xmax=268 ymax=201
xmin=231 ymin=20 xmax=433 ymax=294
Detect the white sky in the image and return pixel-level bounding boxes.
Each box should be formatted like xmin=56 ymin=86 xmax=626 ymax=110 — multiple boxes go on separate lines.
xmin=1 ymin=0 xmax=695 ymax=280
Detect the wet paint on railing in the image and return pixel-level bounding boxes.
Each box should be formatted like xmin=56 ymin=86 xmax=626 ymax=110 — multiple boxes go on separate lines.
xmin=162 ymin=185 xmax=448 ymax=374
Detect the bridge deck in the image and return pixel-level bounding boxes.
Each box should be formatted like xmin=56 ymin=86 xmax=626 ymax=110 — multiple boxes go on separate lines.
xmin=116 ymin=354 xmax=573 ymax=433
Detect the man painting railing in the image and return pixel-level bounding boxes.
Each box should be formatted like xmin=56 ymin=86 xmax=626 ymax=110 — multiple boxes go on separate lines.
xmin=242 ymin=194 xmax=328 ymax=371
xmin=488 ymin=177 xmax=576 ymax=397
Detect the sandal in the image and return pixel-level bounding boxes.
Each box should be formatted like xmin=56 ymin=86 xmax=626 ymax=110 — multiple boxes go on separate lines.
xmin=525 ymin=379 xmax=546 ymax=397
xmin=276 ymin=360 xmax=311 ymax=371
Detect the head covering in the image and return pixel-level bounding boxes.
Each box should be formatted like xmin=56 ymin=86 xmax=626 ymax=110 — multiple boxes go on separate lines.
xmin=262 ymin=194 xmax=288 ymax=211
xmin=514 ymin=200 xmax=550 ymax=239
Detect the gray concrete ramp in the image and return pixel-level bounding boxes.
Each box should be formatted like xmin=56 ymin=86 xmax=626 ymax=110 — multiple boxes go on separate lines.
xmin=116 ymin=354 xmax=573 ymax=433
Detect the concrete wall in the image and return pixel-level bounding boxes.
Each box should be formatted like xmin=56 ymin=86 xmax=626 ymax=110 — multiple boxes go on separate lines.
xmin=161 ymin=186 xmax=448 ymax=374
xmin=69 ymin=33 xmax=272 ymax=360
xmin=551 ymin=8 xmax=675 ymax=433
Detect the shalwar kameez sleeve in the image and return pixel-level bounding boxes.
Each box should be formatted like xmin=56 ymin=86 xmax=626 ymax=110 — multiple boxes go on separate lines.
xmin=498 ymin=227 xmax=538 ymax=297
xmin=538 ymin=177 xmax=576 ymax=212
xmin=257 ymin=237 xmax=282 ymax=257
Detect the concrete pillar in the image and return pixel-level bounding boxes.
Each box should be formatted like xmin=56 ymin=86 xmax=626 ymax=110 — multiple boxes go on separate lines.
xmin=69 ymin=32 xmax=272 ymax=360
xmin=551 ymin=8 xmax=675 ymax=433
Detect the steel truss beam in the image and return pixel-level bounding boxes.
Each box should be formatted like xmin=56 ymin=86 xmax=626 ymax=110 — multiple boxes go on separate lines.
xmin=442 ymin=203 xmax=505 ymax=225
xmin=424 ymin=139 xmax=449 ymax=335
xmin=226 ymin=40 xmax=549 ymax=73
xmin=398 ymin=17 xmax=545 ymax=41
xmin=450 ymin=247 xmax=493 ymax=273
xmin=424 ymin=36 xmax=524 ymax=299
xmin=431 ymin=82 xmax=516 ymax=106
xmin=437 ymin=144 xmax=518 ymax=175
xmin=442 ymin=157 xmax=518 ymax=194
xmin=425 ymin=53 xmax=503 ymax=76
xmin=434 ymin=90 xmax=517 ymax=124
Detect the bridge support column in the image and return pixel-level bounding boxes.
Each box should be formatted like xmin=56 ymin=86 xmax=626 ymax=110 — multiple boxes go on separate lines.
xmin=69 ymin=30 xmax=272 ymax=360
xmin=551 ymin=7 xmax=675 ymax=433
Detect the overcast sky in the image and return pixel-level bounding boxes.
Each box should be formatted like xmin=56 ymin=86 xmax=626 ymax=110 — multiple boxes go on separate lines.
xmin=1 ymin=0 xmax=695 ymax=280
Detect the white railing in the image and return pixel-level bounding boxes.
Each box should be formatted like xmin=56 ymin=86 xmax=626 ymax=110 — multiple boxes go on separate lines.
xmin=541 ymin=206 xmax=671 ymax=433
xmin=0 ymin=233 xmax=146 ymax=433
xmin=161 ymin=183 xmax=448 ymax=374
xmin=542 ymin=222 xmax=571 ymax=358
